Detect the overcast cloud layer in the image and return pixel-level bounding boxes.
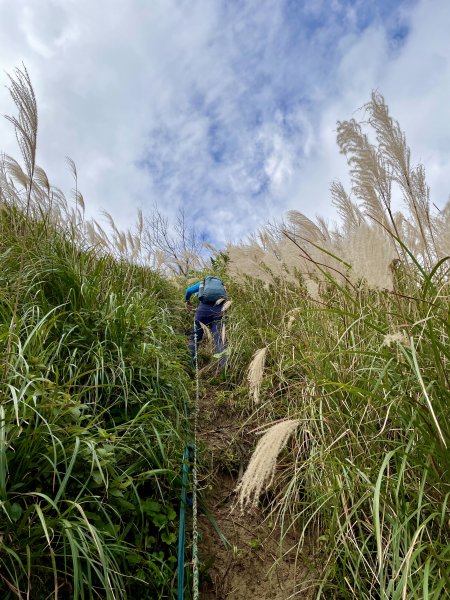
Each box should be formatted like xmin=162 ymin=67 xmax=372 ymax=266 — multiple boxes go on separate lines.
xmin=0 ymin=0 xmax=449 ymax=245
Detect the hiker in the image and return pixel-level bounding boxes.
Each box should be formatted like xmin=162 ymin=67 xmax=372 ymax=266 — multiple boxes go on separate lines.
xmin=185 ymin=276 xmax=227 ymax=366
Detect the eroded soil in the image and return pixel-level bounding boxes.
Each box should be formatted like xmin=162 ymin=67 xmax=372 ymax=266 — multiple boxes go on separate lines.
xmin=195 ymin=375 xmax=315 ymax=599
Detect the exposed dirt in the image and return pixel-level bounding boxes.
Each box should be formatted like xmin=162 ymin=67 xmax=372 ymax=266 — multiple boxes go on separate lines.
xmin=195 ymin=374 xmax=315 ymax=599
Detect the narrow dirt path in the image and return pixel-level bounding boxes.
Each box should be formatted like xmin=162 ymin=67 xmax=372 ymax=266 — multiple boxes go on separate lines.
xmin=196 ymin=377 xmax=315 ymax=599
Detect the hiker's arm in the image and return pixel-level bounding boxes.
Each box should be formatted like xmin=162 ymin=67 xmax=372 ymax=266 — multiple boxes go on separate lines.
xmin=185 ymin=282 xmax=201 ymax=303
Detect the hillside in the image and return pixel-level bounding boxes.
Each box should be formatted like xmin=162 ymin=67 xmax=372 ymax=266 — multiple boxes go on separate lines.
xmin=1 ymin=67 xmax=449 ymax=599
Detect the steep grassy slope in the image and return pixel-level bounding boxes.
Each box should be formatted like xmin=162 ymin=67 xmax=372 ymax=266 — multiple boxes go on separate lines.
xmin=0 ymin=66 xmax=205 ymax=600
xmin=223 ymin=95 xmax=450 ymax=599
xmin=0 ymin=203 xmax=192 ymax=598
xmin=226 ymin=271 xmax=449 ymax=598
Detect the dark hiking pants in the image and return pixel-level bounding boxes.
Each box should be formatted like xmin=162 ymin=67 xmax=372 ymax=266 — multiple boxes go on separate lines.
xmin=188 ymin=302 xmax=226 ymax=367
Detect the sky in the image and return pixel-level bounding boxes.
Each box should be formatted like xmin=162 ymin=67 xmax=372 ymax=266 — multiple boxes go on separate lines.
xmin=0 ymin=0 xmax=449 ymax=246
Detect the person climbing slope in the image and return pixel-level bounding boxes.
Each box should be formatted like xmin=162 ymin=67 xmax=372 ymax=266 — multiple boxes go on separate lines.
xmin=185 ymin=275 xmax=227 ymax=366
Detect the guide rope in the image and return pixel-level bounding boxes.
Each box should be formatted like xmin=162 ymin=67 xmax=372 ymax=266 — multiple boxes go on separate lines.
xmin=177 ymin=319 xmax=200 ymax=600
xmin=176 ymin=445 xmax=190 ymax=599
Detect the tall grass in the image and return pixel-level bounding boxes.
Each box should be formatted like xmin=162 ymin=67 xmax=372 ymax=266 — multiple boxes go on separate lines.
xmin=227 ymin=94 xmax=449 ymax=598
xmin=0 ymin=67 xmax=192 ymax=598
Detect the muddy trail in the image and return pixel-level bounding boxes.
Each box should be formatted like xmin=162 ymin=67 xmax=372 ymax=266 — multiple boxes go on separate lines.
xmin=194 ymin=370 xmax=316 ymax=599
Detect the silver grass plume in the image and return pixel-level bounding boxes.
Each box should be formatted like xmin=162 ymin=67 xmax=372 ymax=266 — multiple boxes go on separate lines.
xmin=434 ymin=203 xmax=450 ymax=261
xmin=285 ymin=308 xmax=302 ymax=331
xmin=336 ymin=116 xmax=392 ymax=232
xmin=305 ymin=277 xmax=320 ymax=301
xmin=236 ymin=419 xmax=300 ymax=508
xmin=283 ymin=211 xmax=347 ymax=285
xmin=34 ymin=166 xmax=50 ymax=194
xmin=227 ymin=244 xmax=275 ymax=284
xmin=203 ymin=241 xmax=220 ymax=255
xmin=316 ymin=216 xmax=332 ymax=241
xmin=277 ymin=236 xmax=309 ymax=276
xmin=4 ymin=155 xmax=29 ymax=189
xmin=5 ymin=65 xmax=38 ymax=217
xmin=66 ymin=156 xmax=85 ymax=214
xmin=330 ymin=180 xmax=363 ymax=231
xmin=247 ymin=347 xmax=267 ymax=404
xmin=199 ymin=322 xmax=213 ymax=346
xmin=383 ymin=331 xmax=409 ymax=347
xmin=221 ymin=300 xmax=232 ymax=312
xmin=287 ymin=210 xmax=328 ymax=242
xmin=344 ymin=222 xmax=397 ymax=291
xmin=366 ymin=93 xmax=436 ymax=264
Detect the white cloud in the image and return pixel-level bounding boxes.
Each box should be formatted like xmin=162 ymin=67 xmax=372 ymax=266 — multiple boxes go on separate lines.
xmin=20 ymin=2 xmax=79 ymax=58
xmin=279 ymin=0 xmax=450 ymax=226
xmin=0 ymin=0 xmax=449 ymax=247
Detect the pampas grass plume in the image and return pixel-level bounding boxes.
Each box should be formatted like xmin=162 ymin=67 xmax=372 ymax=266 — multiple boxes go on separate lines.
xmin=199 ymin=322 xmax=213 ymax=345
xmin=383 ymin=331 xmax=409 ymax=347
xmin=247 ymin=347 xmax=267 ymax=404
xmin=221 ymin=299 xmax=232 ymax=312
xmin=236 ymin=419 xmax=300 ymax=508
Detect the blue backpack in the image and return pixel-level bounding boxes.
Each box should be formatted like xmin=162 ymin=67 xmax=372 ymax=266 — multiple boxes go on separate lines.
xmin=198 ymin=276 xmax=226 ymax=304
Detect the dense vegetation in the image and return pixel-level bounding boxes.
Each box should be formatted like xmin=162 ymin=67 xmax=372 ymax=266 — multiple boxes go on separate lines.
xmin=226 ymin=94 xmax=450 ymax=599
xmin=1 ymin=67 xmax=448 ymax=599
xmin=0 ymin=69 xmax=192 ymax=599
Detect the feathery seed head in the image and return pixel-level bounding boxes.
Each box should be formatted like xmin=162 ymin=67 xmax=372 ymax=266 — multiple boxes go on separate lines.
xmin=305 ymin=277 xmax=320 ymax=301
xmin=221 ymin=300 xmax=232 ymax=312
xmin=236 ymin=419 xmax=300 ymax=509
xmin=383 ymin=331 xmax=409 ymax=347
xmin=344 ymin=223 xmax=397 ymax=291
xmin=247 ymin=347 xmax=267 ymax=404
xmin=199 ymin=322 xmax=213 ymax=345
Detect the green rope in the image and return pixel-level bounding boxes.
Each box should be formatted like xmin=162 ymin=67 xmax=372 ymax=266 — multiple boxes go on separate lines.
xmin=177 ymin=445 xmax=190 ymax=599
xmin=177 ymin=318 xmax=200 ymax=600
